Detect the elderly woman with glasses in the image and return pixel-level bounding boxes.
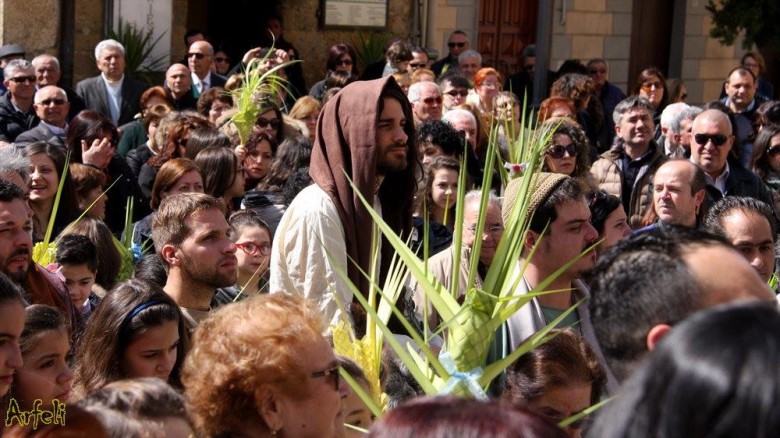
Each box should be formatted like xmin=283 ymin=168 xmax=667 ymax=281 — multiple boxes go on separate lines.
xmin=183 ymin=294 xmax=350 ymax=437
xmin=540 ymin=119 xmax=594 ymax=190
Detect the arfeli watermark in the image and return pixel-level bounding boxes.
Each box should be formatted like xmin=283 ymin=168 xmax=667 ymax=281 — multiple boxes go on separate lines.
xmin=5 ymin=399 xmax=66 ymax=429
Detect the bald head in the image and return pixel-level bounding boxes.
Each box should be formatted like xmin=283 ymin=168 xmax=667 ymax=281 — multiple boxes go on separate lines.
xmin=690 ymin=109 xmax=734 ymax=177
xmin=653 ymin=160 xmax=706 ymax=227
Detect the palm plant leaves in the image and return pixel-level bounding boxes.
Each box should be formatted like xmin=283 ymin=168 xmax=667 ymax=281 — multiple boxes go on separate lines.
xmin=108 ymin=19 xmax=168 ymax=85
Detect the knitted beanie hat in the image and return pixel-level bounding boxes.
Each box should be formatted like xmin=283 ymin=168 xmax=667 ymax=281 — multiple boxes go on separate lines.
xmin=502 ymin=172 xmax=570 ymax=225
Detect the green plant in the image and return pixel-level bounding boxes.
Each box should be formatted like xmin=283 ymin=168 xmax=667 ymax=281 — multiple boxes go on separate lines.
xmin=707 ymin=0 xmax=780 ymax=49
xmin=352 ymin=32 xmax=392 ymax=71
xmin=108 ymin=18 xmax=168 ymax=85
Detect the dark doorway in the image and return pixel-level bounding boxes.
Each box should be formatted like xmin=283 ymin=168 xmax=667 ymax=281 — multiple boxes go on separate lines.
xmin=478 ymin=0 xmax=539 ymax=80
xmin=187 ymin=0 xmax=280 ymax=68
xmin=628 ymin=0 xmax=674 ymax=92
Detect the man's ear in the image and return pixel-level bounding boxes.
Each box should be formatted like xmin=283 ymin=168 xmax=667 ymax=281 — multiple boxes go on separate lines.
xmin=694 ymin=188 xmax=706 ymax=211
xmin=524 ymin=229 xmax=540 ymax=251
xmin=646 ymin=324 xmax=671 ymax=351
xmin=160 ymin=244 xmax=181 ymax=267
xmin=255 ymin=385 xmax=283 ymax=433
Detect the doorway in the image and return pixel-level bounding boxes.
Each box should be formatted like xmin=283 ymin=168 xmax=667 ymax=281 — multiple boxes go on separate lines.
xmin=477 ymin=0 xmax=539 ymax=80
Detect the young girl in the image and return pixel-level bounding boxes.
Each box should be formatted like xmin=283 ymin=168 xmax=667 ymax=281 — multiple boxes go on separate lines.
xmin=5 ymin=305 xmax=73 ymax=415
xmin=73 ymin=279 xmax=190 ymax=400
xmin=242 ymin=132 xmax=277 ymax=191
xmin=412 ymin=156 xmax=461 ymax=257
xmin=0 ymin=274 xmax=26 ymax=398
xmin=228 ymin=210 xmax=272 ymax=299
xmin=340 ymin=357 xmax=376 ymax=437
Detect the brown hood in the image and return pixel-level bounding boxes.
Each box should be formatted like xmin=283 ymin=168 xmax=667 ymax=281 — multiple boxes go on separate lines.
xmin=310 ymin=76 xmax=418 ymax=304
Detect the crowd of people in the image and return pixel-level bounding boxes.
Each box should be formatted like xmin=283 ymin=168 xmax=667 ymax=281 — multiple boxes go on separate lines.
xmin=0 ymin=15 xmax=778 ymax=437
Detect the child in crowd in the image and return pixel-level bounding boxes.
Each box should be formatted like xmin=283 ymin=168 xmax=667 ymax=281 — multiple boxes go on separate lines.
xmin=339 ymin=357 xmax=376 ymax=437
xmin=73 ymin=279 xmax=190 ymax=400
xmin=412 ymin=156 xmax=462 ymax=257
xmin=228 ymin=210 xmax=272 ymax=298
xmin=2 ymin=305 xmax=73 ymax=427
xmin=55 ymin=234 xmax=101 ymax=320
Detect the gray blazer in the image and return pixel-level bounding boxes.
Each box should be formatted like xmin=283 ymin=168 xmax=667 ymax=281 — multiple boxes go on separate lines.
xmin=75 ymin=75 xmax=148 ymax=126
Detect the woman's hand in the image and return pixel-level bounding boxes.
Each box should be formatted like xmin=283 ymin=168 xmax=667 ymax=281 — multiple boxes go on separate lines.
xmin=81 ymin=138 xmax=114 ymax=169
xmin=234 ymin=144 xmax=247 ymax=163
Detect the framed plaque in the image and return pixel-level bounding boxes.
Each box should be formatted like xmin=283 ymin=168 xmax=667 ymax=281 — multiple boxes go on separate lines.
xmin=321 ymin=0 xmax=388 ymax=29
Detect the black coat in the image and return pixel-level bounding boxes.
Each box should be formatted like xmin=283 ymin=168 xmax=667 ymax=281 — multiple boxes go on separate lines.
xmin=0 ymin=93 xmax=39 ymax=142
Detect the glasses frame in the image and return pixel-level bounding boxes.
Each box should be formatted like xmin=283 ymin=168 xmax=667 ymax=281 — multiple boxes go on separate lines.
xmin=256 ymin=118 xmax=281 ymax=130
xmin=693 ymin=133 xmax=728 ymax=147
xmin=187 ymin=52 xmax=207 ymax=60
xmin=234 ymin=242 xmax=272 ymax=257
xmin=546 ymin=143 xmax=578 ymax=159
xmin=9 ymin=76 xmax=36 ymax=84
xmin=311 ymin=366 xmax=341 ymax=391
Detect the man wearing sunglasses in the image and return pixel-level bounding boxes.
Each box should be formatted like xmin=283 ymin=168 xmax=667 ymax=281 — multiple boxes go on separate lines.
xmin=76 ymin=39 xmax=148 ymax=127
xmin=431 ymin=30 xmax=470 ymax=77
xmin=408 ymin=81 xmax=443 ymax=124
xmin=438 ymin=72 xmax=470 ymax=112
xmin=15 ymin=86 xmax=70 ymax=149
xmin=187 ymin=41 xmax=226 ymax=97
xmin=689 ymin=109 xmax=774 ymax=208
xmin=0 ymin=59 xmax=40 ymax=147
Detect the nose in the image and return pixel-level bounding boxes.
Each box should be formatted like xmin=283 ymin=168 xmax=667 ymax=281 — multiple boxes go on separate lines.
xmin=338 ymin=375 xmax=351 ymax=399
xmin=584 ymin=221 xmax=599 ymax=244
xmin=7 ymin=343 xmax=22 ymax=370
xmin=750 ymin=251 xmax=764 ymax=271
xmin=394 ymin=124 xmax=408 ymax=144
xmin=58 ymin=365 xmax=75 ymax=386
xmin=157 ymin=351 xmax=176 ymax=375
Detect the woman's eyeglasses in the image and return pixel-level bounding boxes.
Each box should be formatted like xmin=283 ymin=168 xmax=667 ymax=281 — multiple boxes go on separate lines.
xmin=311 ymin=366 xmax=341 ymax=391
xmin=641 ymin=81 xmax=663 ymax=92
xmin=235 ymin=242 xmax=272 ymax=257
xmin=546 ymin=143 xmax=578 ymax=159
xmin=768 ymin=145 xmax=780 ymax=157
xmin=256 ymin=118 xmax=281 ymax=129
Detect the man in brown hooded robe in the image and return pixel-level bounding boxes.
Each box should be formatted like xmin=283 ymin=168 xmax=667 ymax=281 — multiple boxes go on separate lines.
xmin=270 ymin=77 xmax=417 ymax=332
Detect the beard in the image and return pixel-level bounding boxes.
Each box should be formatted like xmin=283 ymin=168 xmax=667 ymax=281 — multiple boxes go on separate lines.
xmin=377 ymin=144 xmax=409 ymax=175
xmin=0 ymin=247 xmax=30 ymax=283
xmin=180 ymin=252 xmax=236 ymax=290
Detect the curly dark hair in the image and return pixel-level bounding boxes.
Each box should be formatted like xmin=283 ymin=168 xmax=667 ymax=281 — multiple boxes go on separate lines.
xmin=416 ymin=120 xmax=466 ymax=160
xmin=540 ymin=118 xmax=592 ymax=178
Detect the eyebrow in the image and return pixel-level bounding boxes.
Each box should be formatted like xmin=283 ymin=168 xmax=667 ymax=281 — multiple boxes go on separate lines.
xmin=734 ymin=239 xmax=774 ymax=246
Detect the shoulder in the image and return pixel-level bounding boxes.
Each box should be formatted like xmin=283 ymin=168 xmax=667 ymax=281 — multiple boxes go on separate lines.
xmin=76 ymin=76 xmax=100 ymax=89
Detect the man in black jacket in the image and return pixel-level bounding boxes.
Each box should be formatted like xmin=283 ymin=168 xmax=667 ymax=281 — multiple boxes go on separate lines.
xmin=0 ymin=59 xmax=39 ymax=147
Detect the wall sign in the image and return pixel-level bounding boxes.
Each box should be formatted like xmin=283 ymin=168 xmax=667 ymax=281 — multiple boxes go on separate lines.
xmin=322 ymin=0 xmax=388 ymax=29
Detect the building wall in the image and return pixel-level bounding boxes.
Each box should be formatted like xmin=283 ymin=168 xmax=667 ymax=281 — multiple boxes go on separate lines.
xmin=280 ymin=0 xmax=414 ymax=87
xmin=0 ymin=0 xmax=62 ymax=62
xmin=548 ymin=0 xmax=747 ymax=105
xmin=424 ymin=0 xmax=478 ymax=62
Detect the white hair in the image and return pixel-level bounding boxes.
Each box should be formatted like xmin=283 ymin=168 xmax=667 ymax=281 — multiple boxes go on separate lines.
xmin=407 ymin=81 xmax=440 ymax=103
xmin=31 ymin=54 xmax=60 ymax=72
xmin=94 ymin=39 xmax=125 ymax=60
xmin=660 ymin=102 xmax=689 ymax=129
xmin=442 ymin=108 xmax=477 ymax=127
xmin=458 ymin=50 xmax=482 ymax=64
xmin=464 ymin=189 xmax=501 ymax=209
xmin=34 ymin=86 xmax=68 ymax=104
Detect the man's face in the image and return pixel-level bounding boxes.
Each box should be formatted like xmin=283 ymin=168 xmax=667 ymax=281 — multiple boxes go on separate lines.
xmin=652 ymin=162 xmax=702 ymax=227
xmin=724 ymin=71 xmax=756 ymax=112
xmin=0 ymin=199 xmax=33 ymax=283
xmin=375 ymin=97 xmax=409 ymax=175
xmin=690 ymin=114 xmax=733 ymax=177
xmin=177 ymin=208 xmax=237 ymax=289
xmin=448 ymin=113 xmax=478 ymax=150
xmin=96 ymin=48 xmax=126 ymax=81
xmin=33 ymin=58 xmax=61 ymax=87
xmin=440 ymin=81 xmax=468 ymax=111
xmin=266 ymin=19 xmax=283 ymax=39
xmin=33 ymin=87 xmax=69 ymax=127
xmin=615 ymin=107 xmax=654 ymax=149
xmin=459 ymin=57 xmax=481 ymax=81
xmin=720 ymin=210 xmax=776 ymax=283
xmin=532 ymin=199 xmax=598 ymax=280
xmin=412 ymin=84 xmax=442 ymax=123
xmin=588 ymin=61 xmax=607 ymax=89
xmin=166 ymin=65 xmax=191 ymax=98
xmin=4 ymin=68 xmax=36 ymax=101
xmin=462 ymin=201 xmax=503 ymax=266
xmin=683 ymin=244 xmax=774 ymax=307
xmin=677 ymin=118 xmax=694 ymax=150
xmin=447 ymin=33 xmax=469 ymax=58
xmin=408 ymin=51 xmax=429 ymax=74
xmin=187 ymin=41 xmax=213 ymax=79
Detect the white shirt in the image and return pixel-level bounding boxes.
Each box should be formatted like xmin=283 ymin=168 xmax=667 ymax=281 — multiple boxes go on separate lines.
xmin=191 ymin=71 xmax=213 ymax=94
xmin=101 ymin=74 xmax=124 ymax=125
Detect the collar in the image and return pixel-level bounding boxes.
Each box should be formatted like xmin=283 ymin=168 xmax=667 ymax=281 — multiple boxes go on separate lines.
xmin=192 ymin=71 xmax=211 ymax=85
xmin=40 ymin=120 xmax=68 ymax=135
xmin=702 ymin=161 xmax=730 ymax=194
xmin=725 ymin=96 xmax=757 ymax=114
xmin=101 ymin=73 xmax=124 ymax=87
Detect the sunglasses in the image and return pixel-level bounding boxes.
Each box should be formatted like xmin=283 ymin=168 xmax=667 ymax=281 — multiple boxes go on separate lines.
xmin=547 ymin=143 xmax=578 ymax=159
xmin=448 ymin=42 xmax=467 ymax=48
xmin=409 ymin=62 xmax=427 ymax=68
xmin=589 ymin=68 xmax=606 ymax=74
xmin=422 ymin=96 xmax=443 ymax=105
xmin=234 ymin=242 xmax=272 ymax=257
xmin=336 ymin=58 xmax=353 ymax=66
xmin=256 ymin=118 xmax=281 ymax=129
xmin=187 ymin=52 xmax=207 ymax=60
xmin=589 ymin=189 xmax=609 ymax=209
xmin=694 ymin=133 xmax=728 ymax=147
xmin=37 ymin=98 xmax=66 ymax=106
xmin=768 ymin=145 xmax=780 ymax=157
xmin=311 ymin=366 xmax=341 ymax=391
xmin=641 ymin=81 xmax=663 ymax=92
xmin=445 ymin=89 xmax=469 ymax=97
xmin=9 ymin=76 xmax=35 ymax=84
xmin=215 ymin=57 xmax=230 ymax=63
